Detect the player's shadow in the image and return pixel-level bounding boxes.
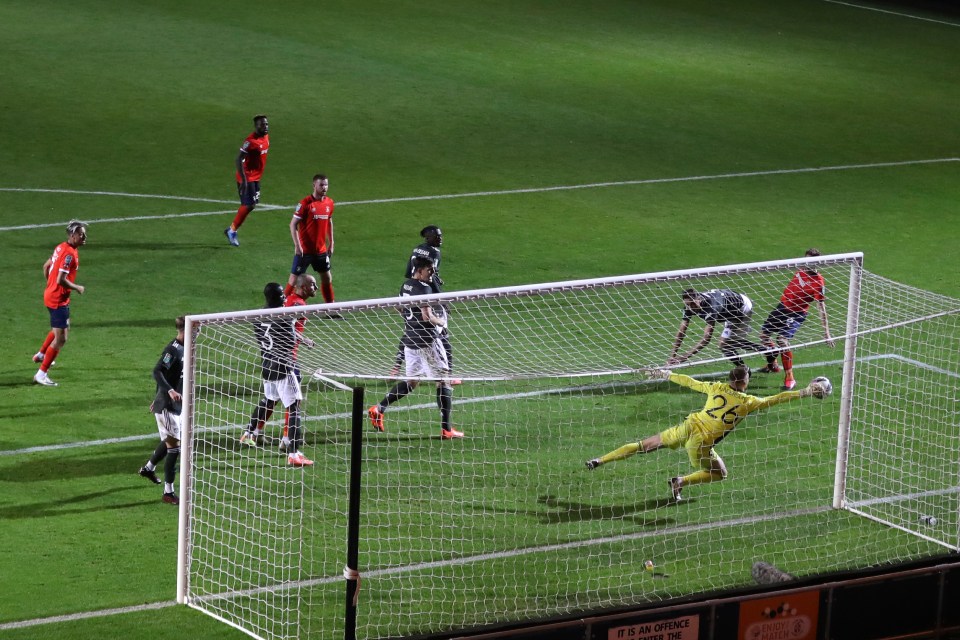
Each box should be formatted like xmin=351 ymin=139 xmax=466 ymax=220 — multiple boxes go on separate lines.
xmin=0 ymin=486 xmax=156 ymax=520
xmin=535 ymin=494 xmax=686 ymax=526
xmin=0 ymin=442 xmax=151 ymax=483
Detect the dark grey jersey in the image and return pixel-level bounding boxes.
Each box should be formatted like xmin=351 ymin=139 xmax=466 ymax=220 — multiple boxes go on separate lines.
xmin=253 ymin=316 xmax=298 ymax=381
xmin=683 ymin=289 xmax=748 ymax=325
xmin=400 ymin=277 xmax=438 ymax=349
xmin=406 ymin=243 xmax=442 ymax=293
xmin=151 ymin=338 xmax=184 ymax=415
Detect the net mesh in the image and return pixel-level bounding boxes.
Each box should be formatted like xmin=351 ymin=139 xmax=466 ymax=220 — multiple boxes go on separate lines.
xmin=181 ymin=254 xmax=960 ymax=639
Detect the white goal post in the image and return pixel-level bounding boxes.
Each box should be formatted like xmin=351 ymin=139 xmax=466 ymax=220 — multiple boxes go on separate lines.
xmin=176 ymin=251 xmax=960 ymax=640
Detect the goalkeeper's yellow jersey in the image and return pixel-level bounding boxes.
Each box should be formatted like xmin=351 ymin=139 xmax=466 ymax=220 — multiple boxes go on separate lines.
xmin=669 ymin=373 xmax=801 ymax=443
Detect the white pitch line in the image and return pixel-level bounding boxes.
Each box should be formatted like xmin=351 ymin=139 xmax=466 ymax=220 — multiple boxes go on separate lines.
xmin=0 ymin=187 xmax=240 ymax=204
xmin=0 ymin=601 xmax=177 ymax=631
xmin=336 ymin=158 xmax=960 ymax=206
xmin=3 ymin=353 xmax=930 ymax=458
xmin=0 ymin=205 xmax=287 ymax=232
xmin=1 ymin=157 xmax=957 ymax=233
xmin=822 ymin=0 xmax=960 ymax=27
xmin=3 ymin=504 xmax=835 ymax=631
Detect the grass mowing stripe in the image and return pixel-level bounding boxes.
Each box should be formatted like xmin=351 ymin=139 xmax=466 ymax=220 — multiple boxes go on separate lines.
xmin=821 ymin=0 xmax=960 ymax=27
xmin=2 ymin=158 xmax=957 ymax=233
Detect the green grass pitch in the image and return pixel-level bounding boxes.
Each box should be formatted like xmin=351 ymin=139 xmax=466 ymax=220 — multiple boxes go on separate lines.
xmin=1 ymin=0 xmax=958 ymax=638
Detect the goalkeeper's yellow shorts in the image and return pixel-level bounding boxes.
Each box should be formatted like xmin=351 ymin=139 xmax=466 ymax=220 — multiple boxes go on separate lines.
xmin=659 ymin=419 xmax=721 ymax=471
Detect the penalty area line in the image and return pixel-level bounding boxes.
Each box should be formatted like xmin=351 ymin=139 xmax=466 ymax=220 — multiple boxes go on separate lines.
xmin=1 ymin=157 xmax=956 ymax=233
xmin=0 ymin=600 xmax=176 ymax=631
xmin=0 ymin=205 xmax=287 ymax=232
xmin=0 ymin=353 xmax=904 ymax=458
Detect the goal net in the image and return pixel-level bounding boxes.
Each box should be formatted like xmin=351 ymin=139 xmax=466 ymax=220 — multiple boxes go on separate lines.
xmin=178 ymin=252 xmax=960 ymax=640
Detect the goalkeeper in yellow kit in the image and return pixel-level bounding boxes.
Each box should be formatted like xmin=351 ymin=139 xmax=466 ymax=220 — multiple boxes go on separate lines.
xmin=585 ymin=366 xmax=823 ymax=501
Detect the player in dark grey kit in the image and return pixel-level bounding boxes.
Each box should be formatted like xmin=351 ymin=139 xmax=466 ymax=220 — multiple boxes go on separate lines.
xmin=668 ymin=288 xmax=767 ymax=368
xmin=390 ymin=226 xmax=459 ymax=383
xmin=240 ymin=282 xmax=313 ymax=466
xmin=138 ymin=316 xmax=186 ymax=505
xmin=370 ymin=257 xmax=463 ymax=439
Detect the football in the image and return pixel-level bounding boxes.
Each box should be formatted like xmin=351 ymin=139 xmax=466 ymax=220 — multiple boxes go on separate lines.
xmin=811 ymin=376 xmax=833 ymax=399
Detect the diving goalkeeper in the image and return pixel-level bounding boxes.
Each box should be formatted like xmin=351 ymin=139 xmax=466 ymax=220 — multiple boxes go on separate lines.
xmin=585 ymin=366 xmax=823 ymax=501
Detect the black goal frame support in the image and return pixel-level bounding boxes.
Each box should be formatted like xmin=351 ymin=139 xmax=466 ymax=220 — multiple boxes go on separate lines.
xmin=344 ymin=386 xmax=365 ymax=640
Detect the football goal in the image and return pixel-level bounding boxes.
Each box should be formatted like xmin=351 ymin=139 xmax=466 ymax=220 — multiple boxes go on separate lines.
xmin=177 ymin=252 xmax=960 ymax=640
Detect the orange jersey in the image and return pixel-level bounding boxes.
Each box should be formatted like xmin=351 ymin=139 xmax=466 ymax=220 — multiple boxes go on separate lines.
xmin=293 ymin=195 xmax=335 ymax=253
xmin=284 ymin=293 xmax=308 ymax=360
xmin=780 ymin=270 xmax=825 ymax=313
xmin=236 ymin=133 xmax=270 ymax=182
xmin=43 ymin=242 xmax=79 ymax=308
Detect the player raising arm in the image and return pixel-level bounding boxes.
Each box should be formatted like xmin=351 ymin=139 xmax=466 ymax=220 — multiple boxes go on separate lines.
xmin=585 ymin=367 xmax=825 ymax=501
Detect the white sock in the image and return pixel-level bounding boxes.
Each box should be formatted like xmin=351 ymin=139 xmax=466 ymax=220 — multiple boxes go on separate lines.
xmin=145 ymin=462 xmax=155 ymax=471
xmin=164 ymin=482 xmax=174 ymax=494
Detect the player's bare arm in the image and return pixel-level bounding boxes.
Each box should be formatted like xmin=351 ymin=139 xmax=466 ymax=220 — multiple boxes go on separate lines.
xmin=235 ymin=150 xmax=248 ymax=185
xmin=42 ymin=258 xmax=53 ymax=279
xmin=421 ymin=305 xmax=446 ymax=328
xmin=290 ymin=216 xmax=303 ymax=255
xmin=685 ymin=324 xmax=715 ymax=360
xmin=57 ymin=270 xmax=84 ymax=295
xmin=817 ymin=300 xmax=835 ymax=347
xmin=669 ymin=319 xmax=689 ymax=363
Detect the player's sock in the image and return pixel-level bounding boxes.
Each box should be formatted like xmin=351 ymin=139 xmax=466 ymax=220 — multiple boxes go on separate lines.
xmin=283 ymin=282 xmax=294 ymax=297
xmin=164 ymin=482 xmax=175 ymax=494
xmin=383 ymin=381 xmax=412 ymax=407
xmin=41 ymin=348 xmax=60 ymax=373
xmin=320 ymin=282 xmax=334 ymax=303
xmin=781 ymin=350 xmax=794 ymax=371
xmin=248 ymin=399 xmax=273 ymax=433
xmin=719 ymin=344 xmax=744 ymax=367
xmin=287 ymin=405 xmax=302 ymax=454
xmin=765 ymin=348 xmax=778 ymax=367
xmin=599 ymin=442 xmax=641 ymax=465
xmin=232 ymin=205 xmax=251 ymax=230
xmin=283 ymin=409 xmax=290 ymax=440
xmin=164 ymin=446 xmax=180 ymax=485
xmin=37 ymin=331 xmax=55 ymax=356
xmin=149 ymin=441 xmax=168 ymax=466
xmin=681 ymin=469 xmax=723 ymax=487
xmin=438 ymin=386 xmax=453 ymax=431
xmin=40 ymin=347 xmax=60 ymax=373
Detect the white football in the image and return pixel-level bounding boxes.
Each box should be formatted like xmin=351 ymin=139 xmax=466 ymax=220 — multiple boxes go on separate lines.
xmin=811 ymin=376 xmax=833 ymax=399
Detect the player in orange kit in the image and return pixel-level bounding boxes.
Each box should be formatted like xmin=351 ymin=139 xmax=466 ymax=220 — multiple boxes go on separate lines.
xmin=225 ymin=115 xmax=270 ymax=246
xmin=33 ymin=220 xmax=88 ymax=387
xmin=757 ymin=249 xmax=835 ymax=390
xmin=286 ymin=174 xmax=337 ymax=305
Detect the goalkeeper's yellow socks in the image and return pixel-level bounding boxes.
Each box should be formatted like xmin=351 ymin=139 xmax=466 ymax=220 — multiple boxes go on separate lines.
xmin=599 ymin=442 xmax=641 ymax=465
xmin=681 ymin=470 xmax=724 ymax=487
